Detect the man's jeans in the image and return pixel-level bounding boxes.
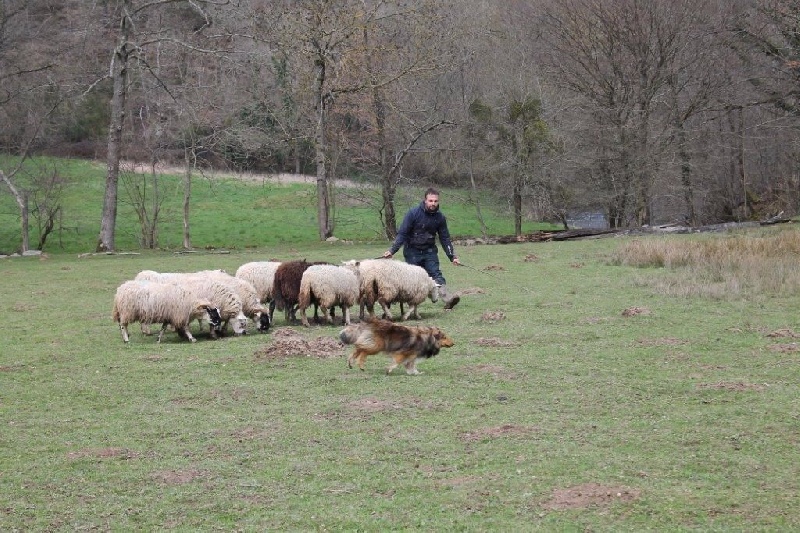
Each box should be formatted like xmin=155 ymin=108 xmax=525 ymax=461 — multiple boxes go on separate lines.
xmin=403 ymin=246 xmax=445 ymax=286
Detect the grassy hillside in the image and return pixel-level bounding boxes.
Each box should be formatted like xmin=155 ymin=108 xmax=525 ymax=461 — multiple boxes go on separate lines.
xmin=1 ymin=226 xmax=799 ymax=529
xmin=0 ymin=157 xmax=555 ymax=254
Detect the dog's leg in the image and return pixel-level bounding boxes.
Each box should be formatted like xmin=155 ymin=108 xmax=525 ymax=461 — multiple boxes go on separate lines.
xmin=387 ymin=353 xmax=406 ymax=375
xmin=355 ymin=350 xmax=369 ymax=371
xmin=404 ymin=359 xmax=421 ymax=375
xmin=347 ymin=349 xmax=357 ymax=369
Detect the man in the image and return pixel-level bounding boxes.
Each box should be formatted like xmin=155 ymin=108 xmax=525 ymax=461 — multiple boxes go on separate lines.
xmin=383 ymin=187 xmax=462 ymax=310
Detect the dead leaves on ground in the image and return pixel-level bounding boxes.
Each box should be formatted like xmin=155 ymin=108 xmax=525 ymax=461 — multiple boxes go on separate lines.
xmin=254 ymin=327 xmax=345 ymax=359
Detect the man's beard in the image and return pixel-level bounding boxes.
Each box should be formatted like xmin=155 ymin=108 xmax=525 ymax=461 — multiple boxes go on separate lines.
xmin=425 ymin=204 xmax=439 ymax=213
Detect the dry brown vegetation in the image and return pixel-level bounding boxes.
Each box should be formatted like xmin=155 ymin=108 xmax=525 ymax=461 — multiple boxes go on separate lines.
xmin=610 ymin=229 xmax=800 ymax=298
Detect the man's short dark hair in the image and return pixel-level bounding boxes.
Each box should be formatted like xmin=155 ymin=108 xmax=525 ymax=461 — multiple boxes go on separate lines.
xmin=424 ymin=187 xmax=439 ymax=198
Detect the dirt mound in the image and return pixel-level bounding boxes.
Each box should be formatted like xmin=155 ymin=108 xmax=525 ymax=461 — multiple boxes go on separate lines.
xmin=543 ymin=483 xmax=640 ymax=510
xmin=254 ymin=327 xmax=345 ymax=359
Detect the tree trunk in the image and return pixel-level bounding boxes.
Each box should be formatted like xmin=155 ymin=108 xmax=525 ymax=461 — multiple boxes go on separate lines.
xmin=0 ymin=170 xmax=30 ymax=252
xmin=678 ymin=122 xmax=695 ymax=226
xmin=182 ymin=137 xmax=193 ymax=249
xmin=513 ymin=175 xmax=523 ymax=236
xmin=97 ymin=4 xmax=131 ymax=252
xmin=738 ymin=108 xmax=747 ymax=221
xmin=313 ymin=56 xmax=333 ymax=240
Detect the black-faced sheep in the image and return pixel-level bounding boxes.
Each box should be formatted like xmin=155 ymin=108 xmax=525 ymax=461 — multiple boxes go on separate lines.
xmin=297 ymin=264 xmax=360 ymax=327
xmin=134 ymin=270 xmax=253 ymax=336
xmin=112 ymin=280 xmax=218 ymax=343
xmin=175 ymin=276 xmax=248 ymax=337
xmin=204 ymin=270 xmax=270 ymax=333
xmin=343 ymin=259 xmax=439 ymax=321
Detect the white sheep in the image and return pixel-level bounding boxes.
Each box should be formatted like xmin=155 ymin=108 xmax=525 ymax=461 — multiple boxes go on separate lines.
xmin=174 ymin=276 xmax=248 ymax=337
xmin=234 ymin=261 xmax=282 ymax=303
xmin=134 ymin=271 xmax=247 ymax=336
xmin=297 ymin=264 xmax=360 ymax=327
xmin=112 ymin=280 xmax=215 ymax=343
xmin=204 ymin=270 xmax=270 ymax=333
xmin=134 ymin=269 xmax=226 ymax=282
xmin=343 ymin=259 xmax=439 ymax=321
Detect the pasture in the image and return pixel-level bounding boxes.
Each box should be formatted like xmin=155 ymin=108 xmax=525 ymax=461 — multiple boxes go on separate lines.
xmin=1 ymin=226 xmax=800 ymax=530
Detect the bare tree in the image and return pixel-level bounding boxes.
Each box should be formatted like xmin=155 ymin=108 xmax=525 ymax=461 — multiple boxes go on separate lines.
xmin=95 ymin=0 xmax=229 ymax=252
xmin=0 ymin=1 xmax=72 ymax=252
xmin=541 ymin=0 xmax=721 ymax=228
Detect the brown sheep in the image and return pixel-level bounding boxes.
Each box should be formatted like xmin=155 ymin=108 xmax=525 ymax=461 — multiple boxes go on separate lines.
xmin=272 ymin=260 xmax=313 ymax=323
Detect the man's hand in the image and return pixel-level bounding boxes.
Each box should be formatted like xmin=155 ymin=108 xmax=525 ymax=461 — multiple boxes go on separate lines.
xmin=383 ymin=250 xmax=393 ymax=258
xmin=452 ymin=257 xmax=461 ymax=266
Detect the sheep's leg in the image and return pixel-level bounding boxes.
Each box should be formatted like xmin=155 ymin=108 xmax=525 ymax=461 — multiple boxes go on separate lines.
xmin=322 ymin=306 xmax=333 ymax=324
xmin=157 ymin=323 xmax=169 ymax=344
xmin=378 ymin=299 xmax=393 ymax=320
xmin=179 ymin=326 xmax=197 ymax=343
xmin=140 ymin=323 xmax=152 ymax=335
xmin=401 ymin=304 xmax=414 ymax=321
xmin=120 ymin=323 xmax=130 ymax=343
xmin=300 ymin=304 xmax=310 ymax=327
xmin=343 ymin=306 xmax=351 ymax=326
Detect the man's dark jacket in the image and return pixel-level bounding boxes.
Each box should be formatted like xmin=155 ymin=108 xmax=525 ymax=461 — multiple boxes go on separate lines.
xmin=389 ymin=202 xmax=455 ymax=261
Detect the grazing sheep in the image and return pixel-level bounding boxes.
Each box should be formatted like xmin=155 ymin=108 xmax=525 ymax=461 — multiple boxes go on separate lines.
xmin=204 ymin=270 xmax=271 ymax=333
xmin=176 ymin=276 xmax=248 ymax=337
xmin=343 ymin=259 xmax=439 ymax=321
xmin=134 ymin=269 xmax=226 ymax=282
xmin=272 ymin=260 xmax=330 ymax=323
xmin=136 ymin=270 xmax=248 ymax=338
xmin=297 ymin=264 xmax=360 ymax=327
xmin=235 ymin=261 xmax=282 ymax=303
xmin=112 ymin=280 xmax=217 ymax=343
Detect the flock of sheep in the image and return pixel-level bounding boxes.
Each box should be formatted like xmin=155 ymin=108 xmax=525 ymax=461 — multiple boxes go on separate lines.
xmin=111 ymin=258 xmax=441 ymax=344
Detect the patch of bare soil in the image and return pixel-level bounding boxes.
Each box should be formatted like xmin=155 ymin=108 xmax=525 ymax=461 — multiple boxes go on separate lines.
xmin=474 ymin=337 xmax=519 ymax=348
xmin=481 ymin=311 xmax=506 ymax=322
xmin=67 ymin=448 xmax=139 ymax=460
xmin=469 ymin=363 xmax=519 ymax=380
xmin=458 ymin=287 xmax=486 ymax=295
xmin=460 ymin=424 xmax=539 ymax=443
xmin=484 ymin=264 xmax=506 ymax=271
xmin=315 ymin=396 xmax=442 ymax=421
xmin=697 ymin=381 xmax=767 ymax=392
xmin=766 ymin=328 xmax=800 ymax=338
xmin=227 ymin=426 xmax=275 ymax=442
xmin=523 ymin=253 xmax=540 ymax=262
xmin=542 ymin=483 xmax=641 ymax=510
xmin=636 ymin=337 xmax=688 ymax=347
xmin=767 ymin=343 xmax=799 ymax=353
xmin=254 ymin=327 xmax=345 ymax=359
xmin=622 ymin=306 xmax=651 ymax=317
xmin=151 ymin=469 xmax=208 ymax=485
xmin=347 ymin=397 xmax=402 ymax=412
xmin=570 ymin=262 xmax=585 ymax=268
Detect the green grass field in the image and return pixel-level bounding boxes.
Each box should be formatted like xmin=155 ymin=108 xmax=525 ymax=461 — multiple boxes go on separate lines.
xmin=2 ymin=222 xmax=799 ymax=530
xmin=0 ymin=157 xmax=554 ymax=254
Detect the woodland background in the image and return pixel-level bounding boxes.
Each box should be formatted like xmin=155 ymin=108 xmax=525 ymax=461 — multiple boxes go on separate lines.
xmin=2 ymin=0 xmax=800 ymax=252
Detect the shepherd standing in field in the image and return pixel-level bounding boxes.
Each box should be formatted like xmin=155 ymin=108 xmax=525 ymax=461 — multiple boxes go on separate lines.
xmin=384 ymin=187 xmax=462 ymax=310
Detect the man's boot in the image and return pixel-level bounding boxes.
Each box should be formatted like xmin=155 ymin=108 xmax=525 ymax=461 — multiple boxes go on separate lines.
xmin=439 ymin=284 xmax=460 ymax=310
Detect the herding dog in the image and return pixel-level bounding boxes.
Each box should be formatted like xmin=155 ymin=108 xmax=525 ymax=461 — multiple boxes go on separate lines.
xmin=339 ymin=317 xmax=454 ymax=375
